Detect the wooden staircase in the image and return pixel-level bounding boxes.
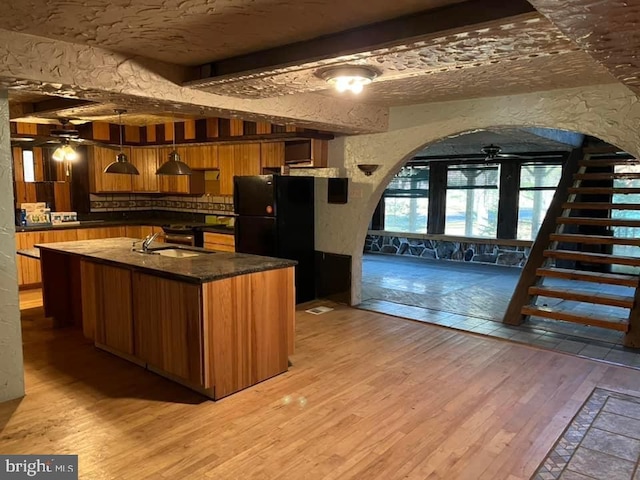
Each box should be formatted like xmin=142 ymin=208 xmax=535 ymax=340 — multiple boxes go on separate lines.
xmin=504 ymin=148 xmax=640 ymax=347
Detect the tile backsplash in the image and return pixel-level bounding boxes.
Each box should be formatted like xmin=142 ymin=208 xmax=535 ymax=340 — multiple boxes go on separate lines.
xmin=90 ymin=194 xmax=234 ymax=215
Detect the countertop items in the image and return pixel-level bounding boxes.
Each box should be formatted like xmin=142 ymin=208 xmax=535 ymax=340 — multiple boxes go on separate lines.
xmin=36 ymin=237 xmax=295 ymax=284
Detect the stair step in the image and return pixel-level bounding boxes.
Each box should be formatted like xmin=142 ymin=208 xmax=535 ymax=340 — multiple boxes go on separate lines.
xmin=563 ymin=202 xmax=640 ymax=211
xmin=583 ymin=146 xmax=625 ymax=154
xmin=579 ymin=158 xmax=640 ymax=167
xmin=544 ymin=249 xmax=640 ymax=267
xmin=536 ymin=267 xmax=639 ymax=287
xmin=568 ymin=187 xmax=640 ymax=195
xmin=521 ymin=305 xmax=629 ymax=332
xmin=529 ymin=286 xmax=634 ymax=308
xmin=557 ymin=217 xmax=640 ymax=227
xmin=550 ymin=233 xmax=640 ymax=247
xmin=575 ymin=172 xmax=640 ymax=181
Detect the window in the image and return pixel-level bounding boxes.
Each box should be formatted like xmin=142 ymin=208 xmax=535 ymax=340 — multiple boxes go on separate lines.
xmin=22 ymin=150 xmax=35 ymax=183
xmin=383 ymin=166 xmax=429 ymax=233
xmin=517 ymin=163 xmax=562 ymax=240
xmin=445 ymin=164 xmax=499 ymax=237
xmin=611 ymin=164 xmax=640 ymax=270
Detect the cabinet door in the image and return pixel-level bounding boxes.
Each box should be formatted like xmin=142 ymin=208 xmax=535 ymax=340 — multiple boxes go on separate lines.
xmin=76 ymin=227 xmax=125 ymax=240
xmin=260 ymin=142 xmax=285 ymax=171
xmin=185 ymin=145 xmax=218 ymax=170
xmin=130 ymin=148 xmax=159 ymax=192
xmin=81 ymin=261 xmax=133 ymax=353
xmin=158 ymin=147 xmax=190 ymax=194
xmin=203 ymin=232 xmax=235 ymax=252
xmin=89 ymin=146 xmax=133 ymax=192
xmin=234 ymin=144 xmax=261 ymax=177
xmin=218 ymin=145 xmax=235 ymax=196
xmin=133 ymin=273 xmax=203 ymax=385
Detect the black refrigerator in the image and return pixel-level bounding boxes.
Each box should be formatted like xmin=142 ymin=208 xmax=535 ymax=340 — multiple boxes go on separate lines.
xmin=234 ymin=175 xmax=315 ymax=303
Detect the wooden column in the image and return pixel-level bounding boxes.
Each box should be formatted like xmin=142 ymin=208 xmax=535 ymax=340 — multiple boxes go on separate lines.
xmin=427 ymin=163 xmax=447 ymax=234
xmin=497 ymin=160 xmax=520 ymax=239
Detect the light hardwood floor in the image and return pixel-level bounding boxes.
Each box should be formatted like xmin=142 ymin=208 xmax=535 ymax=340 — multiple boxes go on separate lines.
xmin=4 ymin=291 xmax=640 ymax=479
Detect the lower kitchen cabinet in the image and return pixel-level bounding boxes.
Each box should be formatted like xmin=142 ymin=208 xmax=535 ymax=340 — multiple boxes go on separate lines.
xmin=133 ymin=272 xmax=204 ymax=385
xmin=80 ymin=261 xmax=134 ymax=356
xmin=203 ymin=232 xmax=235 ymax=252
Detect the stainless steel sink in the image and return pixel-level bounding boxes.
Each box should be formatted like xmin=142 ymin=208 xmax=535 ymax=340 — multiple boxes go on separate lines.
xmin=133 ymin=246 xmax=214 ymax=257
xmin=154 ymin=248 xmax=206 ymax=258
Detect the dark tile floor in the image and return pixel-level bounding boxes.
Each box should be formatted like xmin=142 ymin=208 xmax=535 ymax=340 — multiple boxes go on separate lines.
xmin=533 ymin=388 xmax=640 ymax=480
xmin=359 ymin=254 xmax=640 ymax=369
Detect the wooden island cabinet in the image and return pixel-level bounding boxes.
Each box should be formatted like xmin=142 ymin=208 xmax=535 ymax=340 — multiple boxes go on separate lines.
xmin=38 ymin=238 xmax=296 ymax=400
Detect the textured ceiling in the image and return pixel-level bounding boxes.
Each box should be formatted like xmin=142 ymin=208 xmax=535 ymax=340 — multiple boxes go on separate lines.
xmin=0 ymin=0 xmax=459 ymax=66
xmin=186 ymin=14 xmax=586 ymax=100
xmin=342 ymin=50 xmax=616 ymax=106
xmin=529 ymin=0 xmax=640 ymax=95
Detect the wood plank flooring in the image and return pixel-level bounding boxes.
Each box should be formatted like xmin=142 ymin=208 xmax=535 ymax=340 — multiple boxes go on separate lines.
xmin=4 ymin=291 xmax=640 ymax=479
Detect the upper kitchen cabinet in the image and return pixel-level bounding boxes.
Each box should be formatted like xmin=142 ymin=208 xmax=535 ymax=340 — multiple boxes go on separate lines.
xmin=130 ymin=148 xmax=159 ymax=193
xmin=260 ymin=142 xmax=285 ymax=172
xmin=186 ymin=144 xmax=219 ymax=170
xmin=157 ymin=147 xmax=205 ymax=195
xmin=285 ymin=139 xmax=328 ymax=168
xmin=89 ymin=145 xmax=133 ymax=193
xmin=218 ymin=144 xmax=261 ymax=196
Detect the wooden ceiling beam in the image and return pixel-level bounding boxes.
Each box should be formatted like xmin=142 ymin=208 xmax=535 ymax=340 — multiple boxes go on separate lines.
xmin=191 ymin=0 xmax=536 ymax=83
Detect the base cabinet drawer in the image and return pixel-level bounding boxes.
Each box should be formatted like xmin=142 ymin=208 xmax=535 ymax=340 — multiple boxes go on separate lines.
xmin=203 ymin=232 xmax=235 ymax=252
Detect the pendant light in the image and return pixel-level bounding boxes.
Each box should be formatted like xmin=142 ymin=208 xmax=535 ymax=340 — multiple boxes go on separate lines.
xmin=104 ymin=109 xmax=140 ymax=175
xmin=156 ymin=119 xmax=193 ymax=175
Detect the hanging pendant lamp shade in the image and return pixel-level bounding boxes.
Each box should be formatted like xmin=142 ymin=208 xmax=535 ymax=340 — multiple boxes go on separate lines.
xmin=104 ymin=109 xmax=140 ymax=175
xmin=156 ymin=119 xmax=192 ymax=175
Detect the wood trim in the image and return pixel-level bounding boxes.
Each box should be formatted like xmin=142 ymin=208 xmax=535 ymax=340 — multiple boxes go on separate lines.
xmin=503 ymin=148 xmax=583 ymax=325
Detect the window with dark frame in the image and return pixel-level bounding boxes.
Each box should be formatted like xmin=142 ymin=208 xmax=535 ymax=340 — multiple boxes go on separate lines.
xmin=379 ymin=159 xmax=564 ymax=241
xmin=382 ymin=166 xmax=429 ymax=233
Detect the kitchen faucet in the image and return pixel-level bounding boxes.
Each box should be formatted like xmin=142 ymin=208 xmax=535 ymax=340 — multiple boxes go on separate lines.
xmin=142 ymin=232 xmax=161 ymax=251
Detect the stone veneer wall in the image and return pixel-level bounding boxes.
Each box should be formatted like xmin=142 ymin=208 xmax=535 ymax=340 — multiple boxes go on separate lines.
xmin=365 ymin=233 xmax=530 ymax=267
xmin=90 ymin=193 xmax=234 ymax=214
xmin=0 ymin=90 xmax=25 ymax=402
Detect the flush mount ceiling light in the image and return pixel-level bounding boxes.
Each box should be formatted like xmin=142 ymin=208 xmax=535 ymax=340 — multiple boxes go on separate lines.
xmin=318 ymin=66 xmax=378 ymax=94
xmin=156 ymin=118 xmax=193 ymax=176
xmin=52 ymin=140 xmax=78 ymax=162
xmin=104 ymin=109 xmax=140 ymax=175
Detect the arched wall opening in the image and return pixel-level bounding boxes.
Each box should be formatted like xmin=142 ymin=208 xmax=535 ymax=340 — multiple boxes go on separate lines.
xmin=314 ymin=84 xmax=640 ymax=306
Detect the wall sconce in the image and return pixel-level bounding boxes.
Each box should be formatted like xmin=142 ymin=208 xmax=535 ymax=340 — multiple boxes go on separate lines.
xmin=317 ymin=66 xmax=379 ymax=94
xmin=357 ymin=164 xmax=380 ymax=176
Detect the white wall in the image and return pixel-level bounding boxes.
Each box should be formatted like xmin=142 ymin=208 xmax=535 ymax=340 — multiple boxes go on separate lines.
xmin=0 ymin=90 xmax=25 ymax=402
xmin=316 ymin=83 xmax=640 ymax=305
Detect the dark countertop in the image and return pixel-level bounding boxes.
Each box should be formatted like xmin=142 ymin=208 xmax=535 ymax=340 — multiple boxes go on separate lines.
xmin=16 ymin=220 xmax=234 ymax=235
xmin=36 ymin=238 xmax=294 ymax=284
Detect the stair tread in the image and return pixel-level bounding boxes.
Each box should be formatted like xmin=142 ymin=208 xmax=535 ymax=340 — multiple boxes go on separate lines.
xmin=563 ymin=202 xmax=640 ymax=210
xmin=568 ymin=187 xmax=640 ymax=194
xmin=529 ymin=286 xmax=634 ymax=308
xmin=579 ymin=159 xmax=640 ymax=166
xmin=550 ymin=233 xmax=640 ymax=246
xmin=521 ymin=305 xmax=629 ymax=332
xmin=544 ymin=249 xmax=640 ymax=267
xmin=556 ymin=217 xmax=640 ymax=227
xmin=575 ymin=172 xmax=640 ymax=180
xmin=536 ymin=267 xmax=639 ymax=287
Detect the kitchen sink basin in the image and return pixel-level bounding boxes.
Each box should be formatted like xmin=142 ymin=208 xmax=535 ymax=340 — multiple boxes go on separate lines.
xmin=133 ymin=246 xmax=214 ymax=258
xmin=154 ymin=248 xmax=210 ymax=258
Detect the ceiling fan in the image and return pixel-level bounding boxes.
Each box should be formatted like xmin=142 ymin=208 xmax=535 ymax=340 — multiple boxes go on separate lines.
xmin=11 ymin=119 xmax=118 ymax=150
xmin=480 ymin=144 xmax=536 ymax=161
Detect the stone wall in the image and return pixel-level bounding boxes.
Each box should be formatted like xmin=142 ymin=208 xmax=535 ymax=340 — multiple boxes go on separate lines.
xmin=365 ymin=234 xmax=530 ymax=267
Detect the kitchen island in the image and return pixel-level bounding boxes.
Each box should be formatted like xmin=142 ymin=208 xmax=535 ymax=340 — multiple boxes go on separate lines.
xmin=36 ymin=238 xmax=296 ymax=400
